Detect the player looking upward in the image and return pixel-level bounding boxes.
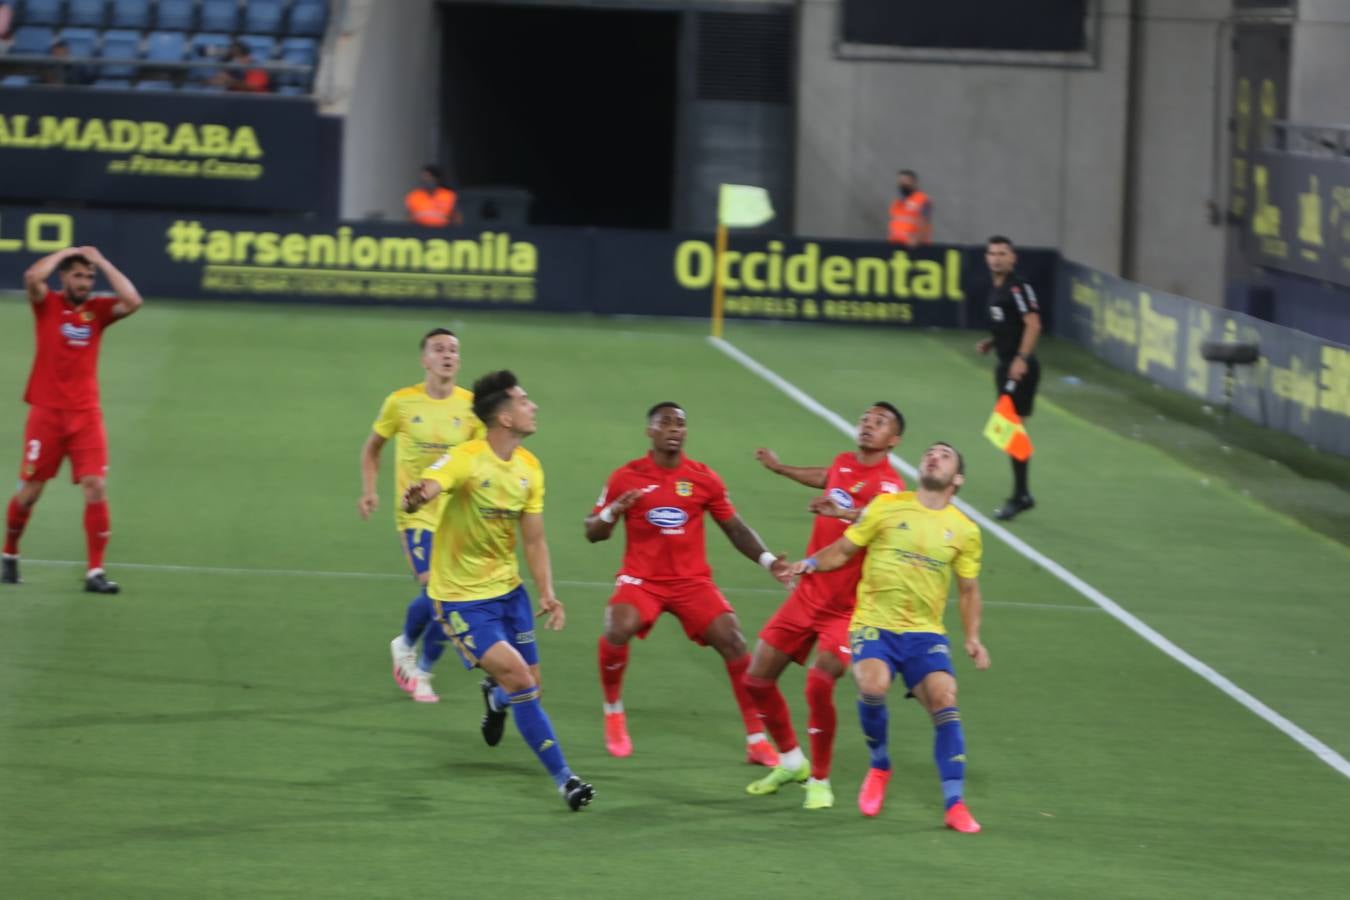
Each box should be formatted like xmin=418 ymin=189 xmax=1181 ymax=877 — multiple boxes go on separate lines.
xmin=744 ymin=403 xmax=905 ymax=810
xmin=584 ymin=402 xmax=793 ymax=765
xmin=359 ymin=328 xmax=484 ymax=702
xmin=786 ymin=442 xmax=990 ymax=832
xmin=402 ymin=370 xmax=593 ymax=811
xmin=3 ymin=247 xmax=143 ymax=594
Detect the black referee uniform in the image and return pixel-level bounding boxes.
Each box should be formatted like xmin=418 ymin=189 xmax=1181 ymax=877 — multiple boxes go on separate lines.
xmin=987 ymin=274 xmax=1040 ymax=518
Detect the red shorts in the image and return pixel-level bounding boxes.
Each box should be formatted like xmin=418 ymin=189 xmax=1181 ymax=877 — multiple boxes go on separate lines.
xmin=759 ymin=578 xmax=854 ymax=667
xmin=608 ymin=576 xmax=735 ymax=645
xmin=19 ymin=405 xmax=108 ymax=483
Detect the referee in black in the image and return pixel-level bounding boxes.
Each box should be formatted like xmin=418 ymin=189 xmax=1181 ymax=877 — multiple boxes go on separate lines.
xmin=975 ymin=235 xmax=1042 ymax=521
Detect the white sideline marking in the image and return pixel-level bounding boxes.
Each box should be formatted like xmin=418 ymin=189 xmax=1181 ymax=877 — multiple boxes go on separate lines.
xmin=709 ymin=335 xmax=1350 ymax=779
xmin=20 ymin=558 xmax=1087 ymax=613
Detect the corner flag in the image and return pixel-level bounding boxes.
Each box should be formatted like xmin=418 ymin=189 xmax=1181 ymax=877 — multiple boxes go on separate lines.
xmin=717 ymin=184 xmax=774 ymax=228
xmin=983 ymin=394 xmax=1034 ymax=461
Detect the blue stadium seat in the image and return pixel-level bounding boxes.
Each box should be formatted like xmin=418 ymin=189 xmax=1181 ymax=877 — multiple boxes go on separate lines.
xmin=91 ymin=77 xmax=132 ymax=88
xmin=66 ymin=0 xmax=107 ymax=27
xmin=276 ymin=35 xmax=314 ymax=85
xmin=236 ymin=33 xmax=274 ymax=60
xmin=1 ymin=73 xmax=36 ymax=86
xmin=135 ymin=78 xmax=175 ymax=90
xmin=287 ymin=0 xmax=326 ymax=37
xmin=155 ymin=0 xmax=195 ymax=30
xmin=275 ymin=84 xmax=305 ymax=96
xmin=180 ymin=81 xmax=226 ymax=92
xmin=187 ymin=31 xmax=231 ymax=79
xmin=18 ymin=0 xmax=63 ymax=26
xmin=108 ymin=0 xmax=151 ymax=29
xmin=199 ymin=0 xmax=239 ymax=33
xmin=243 ymin=0 xmax=284 ymax=34
xmin=96 ymin=27 xmax=139 ymax=76
xmin=11 ymin=26 xmax=56 ymax=54
xmin=56 ymin=26 xmax=98 ymax=57
xmin=145 ymin=30 xmax=187 ymax=60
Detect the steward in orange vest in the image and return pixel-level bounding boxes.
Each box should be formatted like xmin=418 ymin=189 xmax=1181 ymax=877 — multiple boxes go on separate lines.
xmin=887 ymin=169 xmax=932 ymax=246
xmin=406 ymin=165 xmax=459 ymax=227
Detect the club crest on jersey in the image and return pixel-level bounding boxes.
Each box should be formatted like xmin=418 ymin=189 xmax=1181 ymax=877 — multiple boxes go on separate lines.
xmin=411 ymin=415 xmax=423 ymax=424
xmin=59 ymin=323 xmax=93 ymax=344
xmin=79 ymin=310 xmax=95 ymax=323
xmin=851 ymin=481 xmax=867 ymax=494
xmin=453 ymin=417 xmax=462 ymax=428
xmin=646 ymin=506 xmax=689 ymax=531
xmin=944 ymin=529 xmax=954 ymax=541
xmin=675 ymin=481 xmax=693 ymax=497
xmin=519 ymin=478 xmax=529 ymax=489
xmin=827 ymin=487 xmax=855 ymax=509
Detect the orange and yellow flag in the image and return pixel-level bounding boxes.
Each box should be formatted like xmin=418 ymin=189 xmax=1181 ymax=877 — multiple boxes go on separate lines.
xmin=983 ymin=394 xmax=1033 ymax=461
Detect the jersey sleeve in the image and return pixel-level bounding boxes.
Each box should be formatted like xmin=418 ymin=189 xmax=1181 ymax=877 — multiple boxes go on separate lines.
xmin=92 ymin=295 xmax=121 ymax=325
xmin=371 ymin=393 xmax=400 ymax=439
xmin=525 ymin=464 xmax=545 ymax=515
xmin=843 ymin=498 xmax=887 ymax=547
xmin=953 ymin=523 xmax=983 ymax=579
xmin=1012 ymin=281 xmax=1040 ymax=316
xmin=705 ymin=469 xmax=736 ymax=522
xmin=421 ymin=448 xmax=470 ymax=493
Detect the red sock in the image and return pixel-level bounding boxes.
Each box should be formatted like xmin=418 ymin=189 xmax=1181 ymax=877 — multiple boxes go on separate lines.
xmin=597 ymin=636 xmax=630 ymax=705
xmin=84 ymin=500 xmax=110 ymax=572
xmin=744 ymin=675 xmax=798 ymax=753
xmin=724 ymin=654 xmax=762 ymax=735
xmin=806 ymin=668 xmax=838 ymax=780
xmin=5 ymin=497 xmax=32 ymax=556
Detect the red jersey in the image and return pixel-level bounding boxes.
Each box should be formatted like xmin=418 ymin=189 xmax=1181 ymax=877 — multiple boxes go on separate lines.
xmin=803 ymin=451 xmax=904 ymax=612
xmin=594 ymin=452 xmax=736 ymax=582
xmin=24 ymin=290 xmax=121 ymax=411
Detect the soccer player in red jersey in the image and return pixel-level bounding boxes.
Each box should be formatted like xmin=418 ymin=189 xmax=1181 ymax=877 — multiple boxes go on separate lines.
xmin=585 ymin=402 xmax=793 ymax=765
xmin=2 ymin=247 xmax=143 ymax=593
xmin=743 ymin=403 xmax=905 ymax=809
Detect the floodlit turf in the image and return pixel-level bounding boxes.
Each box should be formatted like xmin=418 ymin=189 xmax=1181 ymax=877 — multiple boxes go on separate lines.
xmin=1 ymin=301 xmax=1347 ymax=899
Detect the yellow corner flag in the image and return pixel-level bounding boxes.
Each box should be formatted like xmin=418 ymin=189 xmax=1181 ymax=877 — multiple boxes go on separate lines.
xmin=717 ymin=184 xmax=774 ymax=228
xmin=984 ymin=394 xmax=1034 ymax=461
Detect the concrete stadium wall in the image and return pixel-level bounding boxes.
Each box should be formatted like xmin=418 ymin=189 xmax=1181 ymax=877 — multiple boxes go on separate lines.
xmin=1289 ymin=0 xmax=1350 ymax=125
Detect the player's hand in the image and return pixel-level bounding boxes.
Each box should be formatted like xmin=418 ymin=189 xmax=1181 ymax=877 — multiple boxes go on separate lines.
xmin=965 ymin=638 xmax=990 ymax=670
xmin=610 ymin=489 xmax=642 ymax=514
xmin=786 ymin=558 xmax=815 ymax=578
xmin=1008 ymin=356 xmax=1028 ymax=381
xmin=808 ymin=495 xmax=851 ymax=519
xmin=536 ymin=594 xmax=565 ymax=631
xmin=754 ymin=447 xmax=781 ymax=472
xmin=358 ymin=491 xmax=378 ymax=520
xmin=768 ymin=555 xmax=795 ymax=587
xmin=402 ymin=480 xmax=434 ymax=513
xmin=975 ymin=338 xmax=994 ymax=355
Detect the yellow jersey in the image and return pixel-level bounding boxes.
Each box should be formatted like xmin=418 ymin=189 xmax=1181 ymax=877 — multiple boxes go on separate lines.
xmin=419 ymin=439 xmax=545 ymax=602
xmin=843 ymin=492 xmax=982 ymax=635
xmin=371 ymin=383 xmax=484 ymax=532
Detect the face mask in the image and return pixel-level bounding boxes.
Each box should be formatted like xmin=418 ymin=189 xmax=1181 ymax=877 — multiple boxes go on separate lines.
xmin=898 ymin=185 xmax=915 ymax=198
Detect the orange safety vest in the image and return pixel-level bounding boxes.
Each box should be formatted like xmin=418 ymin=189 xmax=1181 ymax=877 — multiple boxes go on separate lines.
xmin=887 ymin=191 xmax=932 ymax=246
xmin=406 ymin=187 xmax=457 ymax=227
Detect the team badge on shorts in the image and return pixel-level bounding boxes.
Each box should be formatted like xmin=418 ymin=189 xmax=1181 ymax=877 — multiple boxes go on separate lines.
xmin=675 ymin=481 xmax=693 ymax=496
xmin=23 ymin=463 xmax=35 ymax=477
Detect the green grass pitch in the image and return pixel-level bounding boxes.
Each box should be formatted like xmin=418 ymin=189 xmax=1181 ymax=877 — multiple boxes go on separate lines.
xmin=1 ymin=300 xmax=1348 ymax=898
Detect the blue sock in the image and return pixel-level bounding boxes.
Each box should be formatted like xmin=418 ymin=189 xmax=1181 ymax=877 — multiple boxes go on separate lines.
xmin=932 ymin=706 xmax=966 ymax=809
xmin=403 ymin=593 xmax=433 ymax=645
xmin=418 ymin=622 xmax=446 ymax=671
xmin=858 ymin=693 xmax=890 ymax=771
xmin=508 ymin=687 xmax=573 ymax=788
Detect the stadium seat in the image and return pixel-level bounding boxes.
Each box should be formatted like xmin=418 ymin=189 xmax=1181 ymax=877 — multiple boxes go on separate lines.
xmin=187 ymin=31 xmax=231 ymax=79
xmin=18 ymin=0 xmax=63 ymax=26
xmin=155 ymin=0 xmax=195 ymax=30
xmin=134 ymin=78 xmax=174 ymax=90
xmin=1 ymin=73 xmax=36 ymax=86
xmin=199 ymin=0 xmax=239 ymax=33
xmin=276 ymin=35 xmax=314 ymax=85
xmin=236 ymin=33 xmax=274 ymax=60
xmin=65 ymin=0 xmax=107 ymax=27
xmin=11 ymin=26 xmax=56 ymax=54
xmin=91 ymin=77 xmax=131 ymax=88
xmin=180 ymin=81 xmax=226 ymax=92
xmin=243 ymin=0 xmax=284 ymax=34
xmin=108 ymin=0 xmax=151 ymax=29
xmin=287 ymin=0 xmax=326 ymax=36
xmin=275 ymin=83 xmax=305 ymax=96
xmin=145 ymin=30 xmax=186 ymax=60
xmin=56 ymin=26 xmax=98 ymax=57
xmin=96 ymin=28 xmax=139 ymax=76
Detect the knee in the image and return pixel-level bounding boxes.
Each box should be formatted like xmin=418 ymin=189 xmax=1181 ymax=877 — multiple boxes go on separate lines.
xmin=929 ymin=688 xmax=958 ymax=712
xmin=493 ymin=663 xmax=537 ymax=694
xmin=602 ymin=607 xmax=638 ymax=645
xmin=15 ymin=482 xmax=44 ymax=508
xmin=80 ymin=477 xmax=106 ymax=503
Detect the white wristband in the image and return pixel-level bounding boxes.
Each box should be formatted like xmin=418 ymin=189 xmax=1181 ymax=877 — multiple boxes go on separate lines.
xmin=599 ymin=505 xmax=617 ymax=524
xmin=758 ymin=551 xmax=777 ymax=569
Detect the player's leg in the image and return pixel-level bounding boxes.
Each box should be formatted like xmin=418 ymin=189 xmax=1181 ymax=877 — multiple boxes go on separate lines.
xmin=911 ymin=662 xmax=980 ymax=833
xmin=597 ymin=581 xmax=659 ymax=757
xmin=68 ymin=409 xmax=117 ymax=594
xmin=393 ymin=530 xmax=436 ymax=696
xmin=3 ymin=480 xmax=45 ymax=585
xmin=744 ymin=598 xmax=818 ymax=794
xmin=4 ymin=407 xmax=65 ymax=585
xmin=801 ymin=633 xmax=849 ymax=810
xmin=700 ymin=609 xmax=779 ymax=767
xmin=851 ymin=628 xmax=900 ymax=816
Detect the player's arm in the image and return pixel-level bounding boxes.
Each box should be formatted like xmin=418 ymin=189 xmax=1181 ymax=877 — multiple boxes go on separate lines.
xmin=583 ymin=487 xmax=642 ymax=543
xmin=1008 ymin=283 xmax=1042 ymax=380
xmin=754 ymin=447 xmax=827 ymax=489
xmin=23 ymin=247 xmax=83 ymax=303
xmin=358 ymin=432 xmax=387 ymax=519
xmin=81 ymin=247 xmax=143 ymax=318
xmin=787 ymin=534 xmax=863 ymax=576
xmin=403 ymin=450 xmax=463 ymax=513
xmin=715 ymin=514 xmax=793 ymax=585
xmin=521 ymin=512 xmax=565 ymax=631
xmin=956 ymin=576 xmax=991 ymax=670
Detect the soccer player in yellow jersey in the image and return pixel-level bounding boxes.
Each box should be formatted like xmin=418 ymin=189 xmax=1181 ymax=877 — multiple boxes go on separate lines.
xmin=402 ymin=369 xmax=593 ymax=811
xmin=788 ymin=442 xmax=990 ymax=833
xmin=359 ymin=328 xmax=484 ymax=702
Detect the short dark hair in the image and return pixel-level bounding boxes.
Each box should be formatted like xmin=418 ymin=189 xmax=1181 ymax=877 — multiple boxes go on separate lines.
xmin=871 ymin=401 xmax=905 ymax=436
xmin=932 ymin=441 xmax=965 ymax=476
xmin=420 ymin=327 xmax=456 ymax=350
xmin=58 ymin=254 xmax=92 ymax=272
xmin=472 ymin=370 xmax=519 ymax=426
xmin=647 ymin=401 xmax=683 ymax=420
xmin=898 ymin=168 xmax=917 ymax=179
xmin=987 ymin=235 xmax=1015 ymax=249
